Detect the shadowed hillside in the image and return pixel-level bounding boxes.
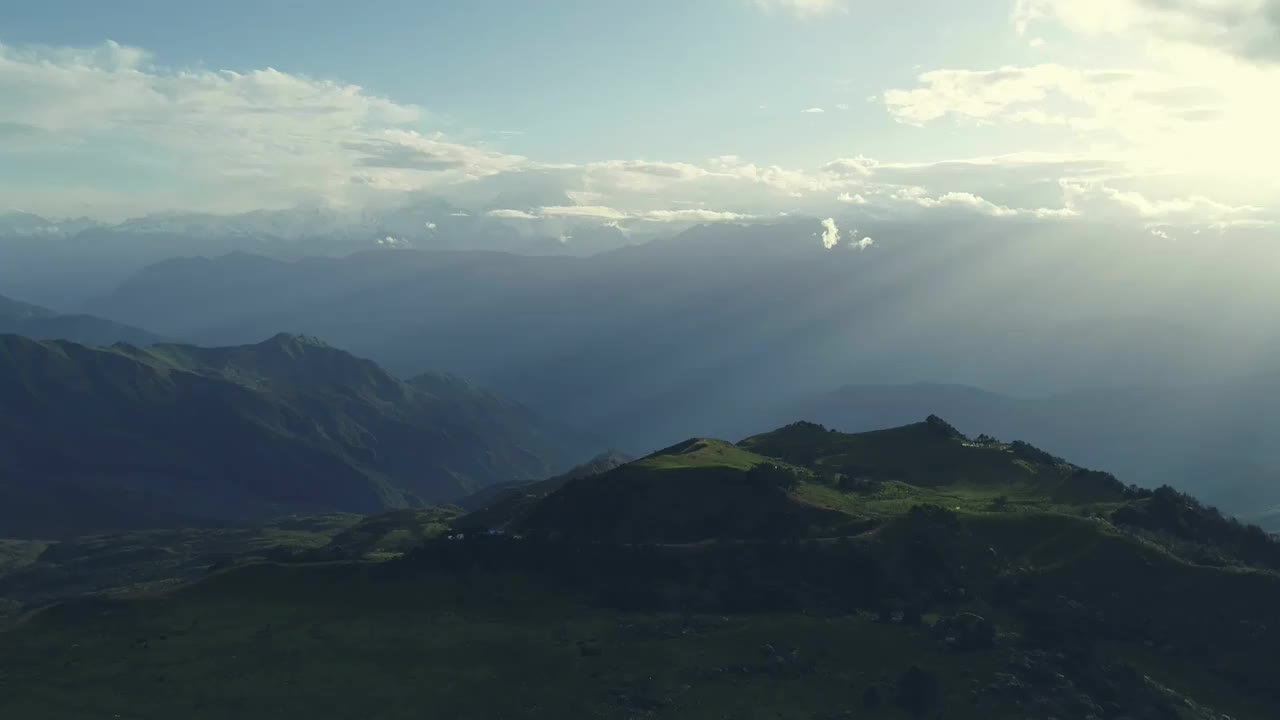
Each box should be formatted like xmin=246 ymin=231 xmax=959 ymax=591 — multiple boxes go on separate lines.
xmin=0 ymin=333 xmax=595 ymax=538
xmin=0 ymin=292 xmax=161 ymax=347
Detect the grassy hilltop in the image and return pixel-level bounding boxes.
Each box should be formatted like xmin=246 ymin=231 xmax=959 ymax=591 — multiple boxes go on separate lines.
xmin=2 ymin=417 xmax=1278 ymax=719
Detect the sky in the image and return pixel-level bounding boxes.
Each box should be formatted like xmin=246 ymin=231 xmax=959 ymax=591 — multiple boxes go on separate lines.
xmin=1 ymin=0 xmax=1278 ymax=237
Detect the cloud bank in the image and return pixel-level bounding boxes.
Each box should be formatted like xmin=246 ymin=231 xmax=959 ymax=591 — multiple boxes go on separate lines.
xmin=0 ymin=37 xmax=1272 ymax=237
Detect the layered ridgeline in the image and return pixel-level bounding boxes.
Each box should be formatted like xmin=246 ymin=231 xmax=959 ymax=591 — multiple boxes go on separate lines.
xmin=86 ymin=229 xmax=1280 ymax=456
xmin=777 ymin=381 xmax=1280 ymax=531
xmin=469 ymin=415 xmax=1142 ymax=542
xmin=0 ymin=333 xmax=594 ymax=538
xmin=4 ymin=416 xmax=1279 ymax=718
xmin=0 ymin=292 xmax=161 ymax=347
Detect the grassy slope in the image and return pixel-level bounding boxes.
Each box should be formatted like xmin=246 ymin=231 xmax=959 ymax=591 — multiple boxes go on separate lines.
xmin=0 ymin=333 xmax=589 ymax=537
xmin=1 ymin=565 xmax=1014 ymax=720
xmin=3 ymin=418 xmax=1276 ymax=718
xmin=513 ymin=439 xmax=857 ymax=542
xmin=0 ymin=509 xmax=465 ymax=624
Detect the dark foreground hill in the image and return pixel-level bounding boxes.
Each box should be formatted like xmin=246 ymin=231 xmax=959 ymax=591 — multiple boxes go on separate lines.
xmin=0 ymin=292 xmax=162 ymax=347
xmin=0 ymin=334 xmax=593 ymax=538
xmin=2 ymin=418 xmax=1278 ymax=718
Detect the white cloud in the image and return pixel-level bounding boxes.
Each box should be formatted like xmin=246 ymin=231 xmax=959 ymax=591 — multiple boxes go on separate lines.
xmin=880 ymin=59 xmax=1280 ymax=191
xmin=1060 ymin=179 xmax=1272 ymax=227
xmin=348 ymin=129 xmax=525 ymax=176
xmin=538 ymin=205 xmax=631 ymax=220
xmin=882 ymin=64 xmax=1216 ymax=132
xmin=820 ymin=217 xmax=841 ymax=249
xmin=893 ymin=186 xmax=1078 ymax=219
xmin=835 ymin=103 xmax=850 ymax=110
xmin=483 ymin=205 xmax=750 ymax=225
xmin=895 ymin=188 xmax=1017 ymax=217
xmin=458 ymin=150 xmax=1259 ymax=232
xmin=801 ymin=107 xmax=826 ymax=113
xmin=817 ymin=218 xmax=874 ymax=250
xmin=1014 ymin=0 xmax=1280 ymax=64
xmin=0 ymin=40 xmax=525 ymax=215
xmin=752 ymin=0 xmax=846 ymax=16
xmin=3 ymin=40 xmax=1269 ymax=234
xmin=824 ymin=156 xmax=878 ymax=176
xmin=639 ymin=209 xmax=751 ymax=223
xmin=486 ymin=209 xmax=539 ymax=220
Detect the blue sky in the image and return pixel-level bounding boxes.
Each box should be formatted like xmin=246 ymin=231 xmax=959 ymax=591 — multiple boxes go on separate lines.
xmin=2 ymin=0 xmax=1036 ymax=165
xmin=1 ymin=0 xmax=1276 ymax=233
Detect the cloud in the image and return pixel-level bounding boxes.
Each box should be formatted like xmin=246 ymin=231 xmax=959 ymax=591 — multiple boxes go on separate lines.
xmin=486 ymin=205 xmax=752 ymax=224
xmin=0 ymin=40 xmax=523 ymax=215
xmin=882 ymin=64 xmax=1221 ymax=134
xmin=879 ymin=61 xmax=1280 ymax=188
xmin=638 ymin=209 xmax=751 ymax=223
xmin=538 ymin=205 xmax=630 ymax=220
xmin=752 ymin=0 xmax=846 ymax=16
xmin=801 ymin=107 xmax=826 ymax=113
xmin=347 ymin=130 xmax=525 ymax=175
xmin=817 ymin=217 xmax=874 ymax=250
xmin=824 ymin=156 xmax=878 ymax=177
xmin=457 ymin=149 xmax=1259 ymax=233
xmin=895 ymin=188 xmax=1019 ymax=217
xmin=1014 ymin=0 xmax=1280 ymax=64
xmin=486 ymin=209 xmax=539 ymax=220
xmin=1059 ymin=179 xmax=1272 ymax=227
xmin=892 ymin=185 xmax=1078 ymax=219
xmin=2 ymin=40 xmax=1268 ymax=233
xmin=820 ymin=217 xmax=840 ymax=249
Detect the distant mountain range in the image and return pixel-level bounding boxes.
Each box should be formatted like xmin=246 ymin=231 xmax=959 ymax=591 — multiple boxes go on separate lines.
xmin=10 ymin=214 xmax=1280 ymax=528
xmin=83 ymin=223 xmax=1280 ymax=466
xmin=0 ymin=333 xmax=596 ymax=538
xmin=0 ymin=204 xmax=634 ymax=308
xmin=0 ymin=293 xmax=162 ymax=347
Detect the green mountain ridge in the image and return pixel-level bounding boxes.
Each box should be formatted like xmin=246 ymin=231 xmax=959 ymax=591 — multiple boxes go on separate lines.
xmin=0 ymin=333 xmax=594 ymax=538
xmin=3 ymin=417 xmax=1280 ymax=718
xmin=487 ymin=418 xmax=1132 ymax=545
